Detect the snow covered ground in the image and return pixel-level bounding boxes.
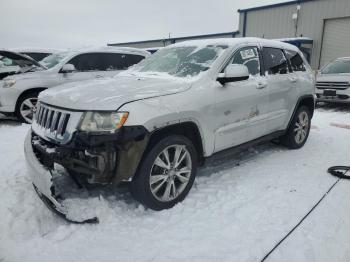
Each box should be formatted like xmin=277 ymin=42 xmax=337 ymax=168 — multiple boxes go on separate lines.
xmin=0 ymin=106 xmax=350 ymax=262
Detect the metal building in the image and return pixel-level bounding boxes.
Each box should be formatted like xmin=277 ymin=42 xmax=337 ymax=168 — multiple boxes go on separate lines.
xmin=109 ymin=0 xmax=350 ymax=69
xmin=238 ymin=0 xmax=350 ymax=68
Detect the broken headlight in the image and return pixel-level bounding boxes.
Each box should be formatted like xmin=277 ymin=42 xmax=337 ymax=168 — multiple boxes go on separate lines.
xmin=79 ymin=111 xmax=129 ymax=132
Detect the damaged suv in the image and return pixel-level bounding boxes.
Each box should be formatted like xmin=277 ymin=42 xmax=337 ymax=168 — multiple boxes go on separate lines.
xmin=25 ymin=38 xmax=315 ymax=219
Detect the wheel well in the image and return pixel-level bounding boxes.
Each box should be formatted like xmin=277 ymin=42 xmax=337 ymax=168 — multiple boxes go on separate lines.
xmin=147 ymin=122 xmax=205 ymax=164
xmin=15 ymin=88 xmax=46 ymax=111
xmin=298 ymin=96 xmax=315 ymax=118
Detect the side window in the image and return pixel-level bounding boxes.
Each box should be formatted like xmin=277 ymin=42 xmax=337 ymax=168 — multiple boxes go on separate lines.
xmin=126 ymin=54 xmax=145 ymax=67
xmin=231 ymin=46 xmax=261 ymax=76
xmin=67 ymin=53 xmax=101 ymax=72
xmin=262 ymin=47 xmax=289 ymax=75
xmin=99 ymin=53 xmax=146 ymax=71
xmin=284 ymin=50 xmax=306 ymax=72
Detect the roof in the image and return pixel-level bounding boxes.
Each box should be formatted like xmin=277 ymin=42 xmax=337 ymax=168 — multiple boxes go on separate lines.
xmin=108 ymin=31 xmax=239 ymax=46
xmin=238 ymin=0 xmax=316 ymax=13
xmin=11 ymin=48 xmax=65 ymax=54
xmin=58 ymin=46 xmax=150 ymax=56
xmin=167 ymin=37 xmax=300 ymax=51
xmin=275 ymin=37 xmax=313 ymax=44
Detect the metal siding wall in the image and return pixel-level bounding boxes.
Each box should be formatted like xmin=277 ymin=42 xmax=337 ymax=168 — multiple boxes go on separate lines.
xmin=245 ymin=5 xmax=296 ymax=38
xmin=242 ymin=0 xmax=350 ymax=68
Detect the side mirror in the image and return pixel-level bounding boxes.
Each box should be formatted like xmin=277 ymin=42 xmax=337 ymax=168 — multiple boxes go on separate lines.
xmin=217 ymin=64 xmax=249 ymax=85
xmin=60 ymin=63 xmax=76 ymax=73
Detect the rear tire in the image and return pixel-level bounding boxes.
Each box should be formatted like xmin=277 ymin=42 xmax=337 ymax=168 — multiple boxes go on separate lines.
xmin=15 ymin=92 xmax=39 ymax=124
xmin=130 ymin=135 xmax=197 ymax=211
xmin=281 ymin=106 xmax=311 ymax=149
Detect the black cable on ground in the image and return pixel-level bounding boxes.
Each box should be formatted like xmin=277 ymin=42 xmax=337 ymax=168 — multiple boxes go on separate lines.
xmin=260 ymin=165 xmax=350 ymax=262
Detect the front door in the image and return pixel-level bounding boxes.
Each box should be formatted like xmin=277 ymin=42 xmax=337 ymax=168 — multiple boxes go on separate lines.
xmin=214 ymin=46 xmax=269 ymax=153
xmin=58 ymin=53 xmax=108 ymax=85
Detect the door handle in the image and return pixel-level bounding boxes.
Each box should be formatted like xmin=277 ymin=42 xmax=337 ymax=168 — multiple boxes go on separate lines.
xmin=289 ymin=76 xmax=297 ymax=83
xmin=256 ymin=82 xmax=267 ymax=89
xmin=96 ymin=75 xmax=104 ymax=78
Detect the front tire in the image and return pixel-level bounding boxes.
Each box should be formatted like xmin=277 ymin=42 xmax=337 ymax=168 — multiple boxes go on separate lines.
xmin=16 ymin=92 xmax=39 ymax=124
xmin=130 ymin=135 xmax=197 ymax=211
xmin=281 ymin=106 xmax=311 ymax=149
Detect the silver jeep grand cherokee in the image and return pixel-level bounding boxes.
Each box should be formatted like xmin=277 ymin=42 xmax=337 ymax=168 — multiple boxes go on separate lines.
xmin=25 ymin=38 xmax=315 ymax=219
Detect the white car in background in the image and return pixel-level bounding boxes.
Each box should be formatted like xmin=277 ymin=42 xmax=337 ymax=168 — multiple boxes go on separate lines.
xmin=316 ymin=57 xmax=350 ymax=104
xmin=12 ymin=48 xmax=64 ymax=62
xmin=0 ymin=47 xmax=150 ymax=123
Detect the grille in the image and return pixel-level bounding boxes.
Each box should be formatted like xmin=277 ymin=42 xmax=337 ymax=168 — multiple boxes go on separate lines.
xmin=316 ymin=81 xmax=350 ymax=90
xmin=32 ymin=103 xmax=82 ymax=144
xmin=35 ymin=104 xmax=71 ymax=136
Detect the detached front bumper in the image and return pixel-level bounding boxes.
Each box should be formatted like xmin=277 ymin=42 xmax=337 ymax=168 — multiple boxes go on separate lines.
xmin=25 ymin=124 xmax=149 ymax=222
xmin=24 ymin=131 xmax=98 ymax=223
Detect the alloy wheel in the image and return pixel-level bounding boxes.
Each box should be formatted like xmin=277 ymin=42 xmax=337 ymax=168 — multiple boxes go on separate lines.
xmin=20 ymin=97 xmax=38 ymax=123
xmin=149 ymin=145 xmax=192 ymax=202
xmin=294 ymin=111 xmax=309 ymax=144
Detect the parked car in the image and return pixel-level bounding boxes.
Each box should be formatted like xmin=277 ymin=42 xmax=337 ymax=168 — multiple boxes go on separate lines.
xmin=25 ymin=38 xmax=315 ymax=219
xmin=0 ymin=47 xmax=150 ymax=123
xmin=316 ymin=57 xmax=350 ymax=104
xmin=12 ymin=48 xmax=64 ymax=62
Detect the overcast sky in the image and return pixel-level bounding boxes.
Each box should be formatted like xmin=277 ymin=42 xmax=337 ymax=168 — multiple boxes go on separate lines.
xmin=1 ymin=0 xmax=290 ymax=49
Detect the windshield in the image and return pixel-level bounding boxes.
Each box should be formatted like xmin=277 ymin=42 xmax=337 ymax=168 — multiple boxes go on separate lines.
xmin=131 ymin=45 xmax=227 ymax=78
xmin=321 ymin=60 xmax=350 ymax=74
xmin=40 ymin=52 xmax=70 ymax=69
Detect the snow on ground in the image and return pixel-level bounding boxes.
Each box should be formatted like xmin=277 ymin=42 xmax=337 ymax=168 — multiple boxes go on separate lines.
xmin=0 ymin=106 xmax=350 ymax=262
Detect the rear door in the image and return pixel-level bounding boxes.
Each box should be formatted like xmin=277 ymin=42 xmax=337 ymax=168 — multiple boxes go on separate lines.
xmin=262 ymin=47 xmax=297 ymax=133
xmin=214 ymin=45 xmax=270 ymax=152
xmin=99 ymin=53 xmax=146 ymax=78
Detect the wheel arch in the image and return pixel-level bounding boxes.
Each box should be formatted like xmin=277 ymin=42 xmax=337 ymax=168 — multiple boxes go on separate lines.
xmin=145 ymin=121 xmax=205 ymax=165
xmin=15 ymin=87 xmax=47 ymax=111
xmin=287 ymin=94 xmax=315 ymax=130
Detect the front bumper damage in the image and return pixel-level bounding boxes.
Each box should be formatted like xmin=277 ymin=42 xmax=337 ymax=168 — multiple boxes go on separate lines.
xmin=25 ymin=126 xmax=149 ymax=223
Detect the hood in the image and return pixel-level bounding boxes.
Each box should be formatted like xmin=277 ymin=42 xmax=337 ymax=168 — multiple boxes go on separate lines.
xmin=0 ymin=50 xmax=46 ymax=70
xmin=39 ymin=75 xmax=192 ymax=111
xmin=0 ymin=50 xmax=47 ymax=80
xmin=317 ymin=74 xmax=350 ymax=83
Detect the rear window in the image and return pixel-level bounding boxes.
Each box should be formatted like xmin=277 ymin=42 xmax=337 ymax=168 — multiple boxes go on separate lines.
xmin=284 ymin=50 xmax=306 ymax=72
xmin=262 ymin=47 xmax=289 ymax=75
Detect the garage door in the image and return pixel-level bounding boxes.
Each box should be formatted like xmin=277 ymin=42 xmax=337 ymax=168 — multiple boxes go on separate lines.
xmin=320 ymin=17 xmax=350 ymax=67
